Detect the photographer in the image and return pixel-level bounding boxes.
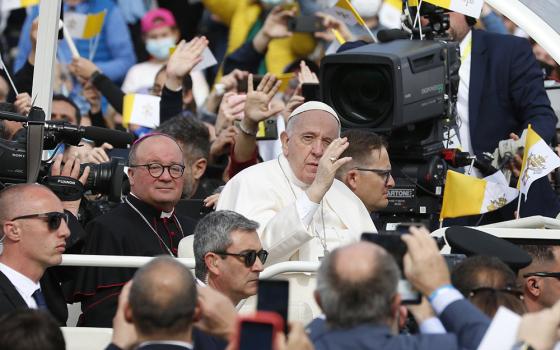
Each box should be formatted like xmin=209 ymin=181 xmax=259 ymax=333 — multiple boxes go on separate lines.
xmin=308 ymin=227 xmax=490 ymax=350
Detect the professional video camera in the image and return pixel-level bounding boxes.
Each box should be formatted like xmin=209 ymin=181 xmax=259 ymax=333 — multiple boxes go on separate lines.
xmin=0 ymin=107 xmax=133 ymax=202
xmin=320 ymin=1 xmax=471 ymax=229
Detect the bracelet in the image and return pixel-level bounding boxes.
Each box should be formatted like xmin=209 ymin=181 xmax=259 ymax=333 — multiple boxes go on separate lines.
xmin=89 ymin=70 xmax=102 ymax=84
xmin=236 ymin=121 xmax=258 ymax=136
xmin=428 ymin=284 xmax=454 ymax=302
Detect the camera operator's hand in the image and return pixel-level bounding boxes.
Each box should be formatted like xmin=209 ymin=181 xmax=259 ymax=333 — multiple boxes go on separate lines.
xmin=314 ymin=12 xmax=355 ymax=43
xmin=516 ymin=299 xmax=560 ymax=350
xmin=70 ymin=57 xmax=100 ymax=81
xmin=195 ymin=285 xmax=236 ymax=340
xmin=253 ymin=6 xmax=295 ymax=53
xmin=14 ymin=93 xmax=32 ymax=116
xmin=51 ymin=154 xmax=90 ymax=216
xmin=165 ymin=37 xmax=209 ymax=91
xmin=243 ymin=73 xmax=283 ymax=133
xmin=87 ymin=143 xmax=113 ymax=164
xmin=401 ymin=226 xmax=451 ymax=297
xmin=306 ymin=138 xmax=351 ymax=203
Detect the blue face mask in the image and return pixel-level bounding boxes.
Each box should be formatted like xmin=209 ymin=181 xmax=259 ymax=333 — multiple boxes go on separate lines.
xmin=145 ymin=37 xmax=176 ymax=60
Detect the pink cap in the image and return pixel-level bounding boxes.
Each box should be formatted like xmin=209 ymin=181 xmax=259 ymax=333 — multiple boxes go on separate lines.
xmin=141 ymin=8 xmax=177 ymax=34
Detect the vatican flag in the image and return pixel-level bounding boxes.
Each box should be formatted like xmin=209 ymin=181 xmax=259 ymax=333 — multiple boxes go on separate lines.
xmin=1 ymin=0 xmax=39 ymax=12
xmin=123 ymin=94 xmax=160 ymax=129
xmin=440 ymin=170 xmax=519 ymax=220
xmin=63 ymin=10 xmax=106 ymax=39
xmin=517 ymin=125 xmax=560 ymax=199
xmin=324 ymin=0 xmax=368 ymax=27
xmin=408 ymin=0 xmax=484 ymax=19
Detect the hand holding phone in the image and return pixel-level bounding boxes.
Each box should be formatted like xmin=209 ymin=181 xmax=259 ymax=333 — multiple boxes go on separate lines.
xmin=232 ymin=312 xmax=284 ymax=350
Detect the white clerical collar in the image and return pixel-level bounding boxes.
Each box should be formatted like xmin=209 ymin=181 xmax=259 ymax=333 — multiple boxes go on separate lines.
xmin=138 ymin=340 xmax=193 ymax=349
xmin=278 ymin=154 xmax=310 ymax=189
xmin=0 ymin=262 xmax=40 ymax=300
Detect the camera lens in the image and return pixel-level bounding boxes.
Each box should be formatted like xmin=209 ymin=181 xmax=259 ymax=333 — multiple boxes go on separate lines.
xmin=328 ymin=64 xmax=393 ymax=128
xmin=79 ymin=157 xmax=126 ymax=202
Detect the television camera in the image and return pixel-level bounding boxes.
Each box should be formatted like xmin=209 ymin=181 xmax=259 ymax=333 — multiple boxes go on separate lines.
xmin=0 ymin=106 xmax=133 ymax=202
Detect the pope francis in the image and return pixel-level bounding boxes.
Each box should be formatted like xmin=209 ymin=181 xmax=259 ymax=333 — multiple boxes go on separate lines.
xmin=217 ymin=98 xmax=376 ymax=264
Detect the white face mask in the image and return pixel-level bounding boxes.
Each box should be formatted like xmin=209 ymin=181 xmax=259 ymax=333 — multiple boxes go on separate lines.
xmin=145 ymin=37 xmax=176 ymax=61
xmin=351 ymin=0 xmax=382 ymax=19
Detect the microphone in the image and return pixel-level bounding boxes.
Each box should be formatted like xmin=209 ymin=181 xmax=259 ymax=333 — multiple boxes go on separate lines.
xmin=83 ymin=126 xmax=134 ymax=148
xmin=377 ymin=29 xmax=409 ymax=43
xmin=44 ymin=123 xmax=134 ymax=148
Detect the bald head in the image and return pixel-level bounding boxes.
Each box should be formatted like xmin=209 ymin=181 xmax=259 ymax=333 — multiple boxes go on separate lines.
xmin=129 ymin=256 xmax=197 ymax=337
xmin=0 ymin=184 xmax=62 ymax=224
xmin=316 ymin=242 xmax=400 ymax=328
xmin=129 ymin=133 xmax=183 ymax=166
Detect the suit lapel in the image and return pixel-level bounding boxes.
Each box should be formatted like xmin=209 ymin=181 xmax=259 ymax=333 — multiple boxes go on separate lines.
xmin=0 ymin=270 xmax=28 ymax=309
xmin=468 ymin=29 xmax=488 ymax=148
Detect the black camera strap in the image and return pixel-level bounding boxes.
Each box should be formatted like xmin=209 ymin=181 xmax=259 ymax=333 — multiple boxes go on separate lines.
xmin=42 ymin=176 xmax=85 ymax=201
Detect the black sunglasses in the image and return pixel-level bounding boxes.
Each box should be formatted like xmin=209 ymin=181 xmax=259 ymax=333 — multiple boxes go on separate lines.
xmin=11 ymin=211 xmax=69 ymax=231
xmin=468 ymin=286 xmax=524 ymax=300
xmin=215 ymin=249 xmax=269 ymax=267
xmin=523 ymin=272 xmax=560 ymax=279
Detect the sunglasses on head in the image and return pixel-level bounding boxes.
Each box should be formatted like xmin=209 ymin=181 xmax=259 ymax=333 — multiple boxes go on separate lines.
xmin=215 ymin=249 xmax=269 ymax=267
xmin=11 ymin=212 xmax=69 ymax=231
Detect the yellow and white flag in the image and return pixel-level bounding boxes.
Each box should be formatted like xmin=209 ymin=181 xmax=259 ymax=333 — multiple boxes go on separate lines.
xmin=325 ymin=0 xmax=368 ymax=27
xmin=378 ymin=0 xmax=402 ymax=29
xmin=440 ymin=170 xmax=519 ymax=220
xmin=1 ymin=0 xmax=39 ymax=12
xmin=408 ymin=0 xmax=484 ymax=19
xmin=123 ymin=94 xmax=160 ymax=129
xmin=517 ymin=125 xmax=560 ymax=198
xmin=63 ymin=11 xmax=106 ymax=39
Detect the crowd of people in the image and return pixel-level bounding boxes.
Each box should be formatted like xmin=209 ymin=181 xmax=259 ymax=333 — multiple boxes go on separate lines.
xmin=0 ymin=0 xmax=559 ymax=349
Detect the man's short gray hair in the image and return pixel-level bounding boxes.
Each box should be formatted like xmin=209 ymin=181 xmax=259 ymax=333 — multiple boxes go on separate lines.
xmin=194 ymin=210 xmax=259 ymax=280
xmin=316 ymin=245 xmax=400 ymax=328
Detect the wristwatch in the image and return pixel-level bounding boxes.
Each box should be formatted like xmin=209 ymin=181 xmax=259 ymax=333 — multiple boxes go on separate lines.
xmin=512 ymin=341 xmax=535 ymax=350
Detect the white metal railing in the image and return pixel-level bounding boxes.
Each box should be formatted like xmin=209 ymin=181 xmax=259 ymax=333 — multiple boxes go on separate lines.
xmin=60 ymin=255 xmax=319 ymax=279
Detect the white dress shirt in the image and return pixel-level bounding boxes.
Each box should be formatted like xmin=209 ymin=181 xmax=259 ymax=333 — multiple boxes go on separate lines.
xmin=0 ymin=262 xmax=40 ymax=308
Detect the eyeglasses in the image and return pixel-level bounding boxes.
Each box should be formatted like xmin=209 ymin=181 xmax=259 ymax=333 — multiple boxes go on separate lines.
xmin=215 ymin=249 xmax=269 ymax=267
xmin=354 ymin=167 xmax=392 ymax=185
xmin=523 ymin=272 xmax=560 ymax=279
xmin=129 ymin=163 xmax=185 ymax=179
xmin=468 ymin=286 xmax=524 ymax=300
xmin=11 ymin=212 xmax=69 ymax=231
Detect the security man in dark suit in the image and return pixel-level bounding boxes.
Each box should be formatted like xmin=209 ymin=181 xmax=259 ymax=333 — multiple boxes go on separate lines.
xmin=0 ymin=184 xmax=70 ymax=320
xmin=308 ymin=227 xmax=490 ymax=350
xmin=447 ymin=11 xmax=560 ymax=220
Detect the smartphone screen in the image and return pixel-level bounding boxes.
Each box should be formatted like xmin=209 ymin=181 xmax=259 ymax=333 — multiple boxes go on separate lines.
xmin=257 ymin=280 xmax=289 ymax=334
xmin=238 ymin=321 xmax=274 ymax=350
xmin=361 ymin=233 xmax=422 ymax=304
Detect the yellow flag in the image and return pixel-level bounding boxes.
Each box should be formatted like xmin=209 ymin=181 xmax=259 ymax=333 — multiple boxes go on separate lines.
xmin=123 ymin=94 xmax=161 ymax=129
xmin=64 ymin=11 xmax=106 ymax=39
xmin=275 ymin=72 xmax=296 ymax=93
xmin=440 ymin=170 xmax=519 ymax=220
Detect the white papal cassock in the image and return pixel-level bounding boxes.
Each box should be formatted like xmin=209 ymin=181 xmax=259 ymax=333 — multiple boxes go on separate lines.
xmin=217 ymin=154 xmax=376 ymax=264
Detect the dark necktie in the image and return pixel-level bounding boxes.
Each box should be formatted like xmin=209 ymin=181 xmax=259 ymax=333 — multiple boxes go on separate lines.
xmin=32 ymin=289 xmax=48 ymax=310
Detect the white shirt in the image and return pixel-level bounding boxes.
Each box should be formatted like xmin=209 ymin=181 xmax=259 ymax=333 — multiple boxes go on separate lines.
xmin=0 ymin=262 xmax=40 ymax=308
xmin=456 ymin=30 xmax=473 ymax=154
xmin=121 ymin=61 xmax=164 ymax=94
